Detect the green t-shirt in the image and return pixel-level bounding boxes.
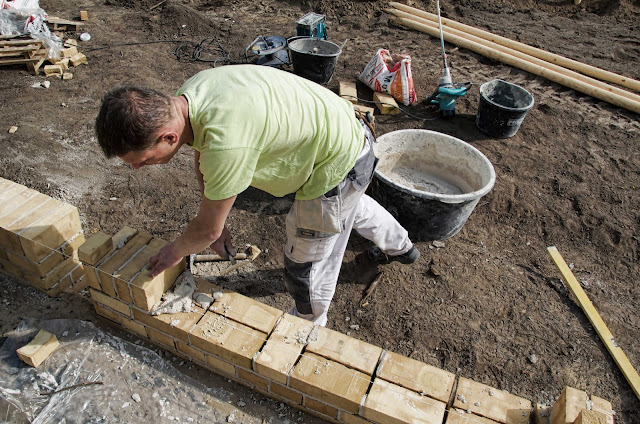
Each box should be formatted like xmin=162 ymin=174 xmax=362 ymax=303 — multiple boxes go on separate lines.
xmin=176 ymin=65 xmax=364 ymax=201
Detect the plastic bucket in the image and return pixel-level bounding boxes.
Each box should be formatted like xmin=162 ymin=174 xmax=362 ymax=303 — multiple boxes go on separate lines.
xmin=288 ymin=38 xmax=341 ymax=85
xmin=476 ymin=79 xmax=534 ymax=138
xmin=369 ymin=130 xmax=496 ymax=241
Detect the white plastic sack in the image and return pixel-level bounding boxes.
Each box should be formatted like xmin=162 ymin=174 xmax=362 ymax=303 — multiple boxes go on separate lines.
xmin=359 ymin=48 xmax=417 ymax=106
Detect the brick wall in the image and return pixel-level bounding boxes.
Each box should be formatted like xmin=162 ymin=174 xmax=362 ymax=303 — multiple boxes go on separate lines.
xmin=0 ymin=178 xmax=616 ymax=424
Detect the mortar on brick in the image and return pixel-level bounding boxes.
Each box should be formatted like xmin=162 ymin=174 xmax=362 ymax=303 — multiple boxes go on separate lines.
xmin=254 ymin=313 xmax=314 ymax=383
xmin=306 ymin=326 xmax=382 ymax=376
xmin=453 ymin=377 xmax=532 ymax=424
xmin=212 ymin=289 xmax=282 ymax=333
xmin=362 ymin=378 xmax=447 ymax=424
xmin=289 ymin=352 xmax=370 ymax=414
xmin=189 ymin=310 xmax=267 ymax=369
xmin=378 ymin=350 xmax=455 ymax=403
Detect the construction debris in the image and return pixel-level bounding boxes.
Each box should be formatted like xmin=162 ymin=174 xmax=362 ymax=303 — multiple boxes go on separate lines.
xmin=16 ymin=329 xmax=59 ymax=367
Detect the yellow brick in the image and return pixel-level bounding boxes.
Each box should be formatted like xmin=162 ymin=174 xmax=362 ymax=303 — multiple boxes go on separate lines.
xmin=378 ymin=350 xmax=455 ymax=403
xmin=114 ymin=277 xmax=133 ymax=304
xmin=16 ymin=329 xmax=59 ymax=367
xmin=25 ymin=255 xmax=80 ymax=290
xmin=373 ymin=91 xmax=400 ymax=114
xmin=112 ymin=226 xmax=138 ymax=248
xmin=0 ymin=182 xmax=31 ymax=215
xmin=446 ymin=409 xmax=500 ymax=423
xmin=237 ymin=368 xmax=269 ymax=391
xmin=341 ymin=412 xmax=372 ymax=424
xmin=454 ymin=377 xmax=532 ymax=424
xmin=363 ymin=378 xmax=446 ymax=424
xmin=146 ymin=327 xmax=176 ymax=350
xmin=132 ymin=306 xmax=205 ymax=343
xmin=289 ymin=352 xmax=369 ymax=414
xmin=533 ymin=403 xmax=551 ymax=424
xmin=254 ymin=313 xmax=312 ymax=383
xmin=44 ymin=274 xmax=73 ymax=296
xmin=205 ymin=354 xmax=236 ymax=376
xmin=590 ymin=396 xmax=614 ymax=424
xmin=94 ymin=303 xmax=121 ymax=323
xmin=551 ymin=386 xmax=588 ymax=424
xmin=97 ymin=231 xmax=154 ymax=298
xmin=270 ymin=382 xmax=302 ymax=404
xmin=176 ymin=340 xmax=205 ymax=363
xmin=44 ymin=64 xmax=63 ymax=76
xmin=6 ymin=248 xmax=64 ymax=277
xmin=0 ymin=191 xmax=52 ymax=252
xmin=189 ymin=311 xmax=267 ymax=369
xmin=306 ymin=326 xmax=382 ymax=375
xmin=62 ymin=231 xmax=85 ymax=257
xmin=339 ymin=81 xmax=358 ymax=104
xmin=130 ymin=259 xmax=186 ymax=311
xmin=353 ymin=104 xmax=375 ymax=122
xmin=90 ymin=288 xmax=131 ymax=317
xmin=61 ymin=46 xmax=78 ymax=58
xmin=19 ymin=203 xmax=81 ymax=262
xmin=120 ymin=316 xmax=148 ymax=338
xmin=574 ymin=410 xmax=609 ymax=424
xmin=78 ymin=231 xmax=113 ymax=266
xmin=79 ymin=11 xmax=89 ymax=21
xmin=304 ymin=397 xmax=338 ymax=419
xmin=212 ymin=289 xmax=282 ymax=333
xmin=70 ymin=52 xmax=87 ymax=66
xmin=63 ymin=38 xmax=78 ymax=47
xmin=113 ymin=238 xmax=167 ymax=302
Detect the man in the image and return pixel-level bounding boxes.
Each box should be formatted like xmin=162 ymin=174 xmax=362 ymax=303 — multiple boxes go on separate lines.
xmin=95 ymin=64 xmax=418 ymax=326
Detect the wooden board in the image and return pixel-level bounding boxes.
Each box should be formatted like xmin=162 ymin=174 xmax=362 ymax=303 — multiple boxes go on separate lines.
xmin=548 ymin=246 xmax=640 ymax=400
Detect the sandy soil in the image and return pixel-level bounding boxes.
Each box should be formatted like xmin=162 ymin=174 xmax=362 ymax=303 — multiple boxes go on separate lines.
xmin=1 ymin=0 xmax=639 ymax=422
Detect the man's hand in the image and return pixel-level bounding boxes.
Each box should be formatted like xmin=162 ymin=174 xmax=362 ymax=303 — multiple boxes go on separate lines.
xmin=148 ymin=243 xmax=183 ymax=277
xmin=209 ymin=225 xmax=236 ymax=259
xmin=145 ymin=195 xmax=237 ymax=277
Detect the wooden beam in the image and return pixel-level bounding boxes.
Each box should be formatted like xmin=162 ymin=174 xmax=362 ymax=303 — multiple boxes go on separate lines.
xmin=390 ymin=16 xmax=640 ymax=114
xmin=386 ymin=8 xmax=640 ymax=105
xmin=388 ymin=2 xmax=640 ymax=93
xmin=547 ymin=246 xmax=640 ymax=400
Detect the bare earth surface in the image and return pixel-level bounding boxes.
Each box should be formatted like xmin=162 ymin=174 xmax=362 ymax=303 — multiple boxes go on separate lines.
xmin=1 ymin=0 xmax=639 ymax=422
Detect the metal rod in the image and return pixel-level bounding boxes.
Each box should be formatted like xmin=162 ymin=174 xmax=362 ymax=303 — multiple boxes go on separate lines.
xmin=436 ymin=0 xmax=448 ymax=71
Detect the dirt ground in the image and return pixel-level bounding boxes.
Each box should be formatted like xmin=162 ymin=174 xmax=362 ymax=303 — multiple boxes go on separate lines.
xmin=1 ymin=0 xmax=639 ymax=422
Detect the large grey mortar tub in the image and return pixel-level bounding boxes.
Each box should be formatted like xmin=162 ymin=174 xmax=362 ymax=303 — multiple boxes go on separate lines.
xmin=369 ymin=129 xmax=496 ymax=241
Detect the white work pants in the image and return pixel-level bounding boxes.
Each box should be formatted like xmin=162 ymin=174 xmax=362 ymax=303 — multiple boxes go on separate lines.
xmin=283 ymin=128 xmax=412 ymax=326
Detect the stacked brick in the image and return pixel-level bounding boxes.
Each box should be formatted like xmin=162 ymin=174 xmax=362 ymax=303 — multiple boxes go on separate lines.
xmin=0 ymin=178 xmax=616 ymax=424
xmin=0 ymin=177 xmax=85 ymax=295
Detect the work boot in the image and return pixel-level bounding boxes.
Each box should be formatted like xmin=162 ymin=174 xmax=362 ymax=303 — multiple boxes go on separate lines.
xmin=367 ymin=246 xmax=420 ymax=264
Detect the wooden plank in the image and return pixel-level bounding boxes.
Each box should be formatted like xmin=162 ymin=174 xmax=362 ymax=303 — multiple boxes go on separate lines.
xmin=0 ymin=45 xmax=41 ymax=57
xmin=0 ymin=39 xmax=44 ymax=47
xmin=548 ymin=246 xmax=640 ymax=400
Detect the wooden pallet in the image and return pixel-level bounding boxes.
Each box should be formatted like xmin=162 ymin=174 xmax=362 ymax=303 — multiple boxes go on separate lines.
xmin=0 ymin=36 xmax=47 ymax=74
xmin=46 ymin=16 xmax=85 ymax=32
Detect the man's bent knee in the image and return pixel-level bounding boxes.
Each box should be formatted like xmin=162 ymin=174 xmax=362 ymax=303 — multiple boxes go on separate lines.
xmin=283 ymin=256 xmax=313 ymax=316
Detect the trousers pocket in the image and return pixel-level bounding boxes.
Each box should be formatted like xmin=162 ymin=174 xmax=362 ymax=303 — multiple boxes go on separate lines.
xmin=294 ymin=193 xmax=343 ymax=234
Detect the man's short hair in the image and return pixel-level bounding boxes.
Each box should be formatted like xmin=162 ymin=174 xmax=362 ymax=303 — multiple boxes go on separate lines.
xmin=95 ymin=86 xmax=172 ymax=158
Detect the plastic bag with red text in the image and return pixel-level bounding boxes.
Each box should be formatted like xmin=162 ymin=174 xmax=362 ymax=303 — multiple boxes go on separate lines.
xmin=359 ymin=48 xmax=417 ymax=106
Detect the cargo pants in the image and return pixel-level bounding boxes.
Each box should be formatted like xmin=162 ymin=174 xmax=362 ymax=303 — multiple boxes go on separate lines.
xmin=283 ymin=122 xmax=413 ymax=326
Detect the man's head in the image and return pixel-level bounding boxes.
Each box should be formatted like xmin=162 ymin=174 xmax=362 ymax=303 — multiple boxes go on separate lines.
xmin=95 ymin=85 xmax=172 ymax=159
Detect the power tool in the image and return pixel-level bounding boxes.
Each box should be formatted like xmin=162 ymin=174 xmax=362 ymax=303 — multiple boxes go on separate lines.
xmin=425 ymin=0 xmax=471 ymax=117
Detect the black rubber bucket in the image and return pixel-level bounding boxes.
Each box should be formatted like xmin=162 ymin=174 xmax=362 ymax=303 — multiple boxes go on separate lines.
xmin=369 ymin=130 xmax=496 ymax=242
xmin=288 ymin=38 xmax=341 ymax=85
xmin=476 ymin=79 xmax=534 ymax=138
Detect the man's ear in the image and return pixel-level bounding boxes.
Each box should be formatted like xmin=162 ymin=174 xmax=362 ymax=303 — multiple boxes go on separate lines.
xmin=159 ymin=130 xmax=180 ymax=145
